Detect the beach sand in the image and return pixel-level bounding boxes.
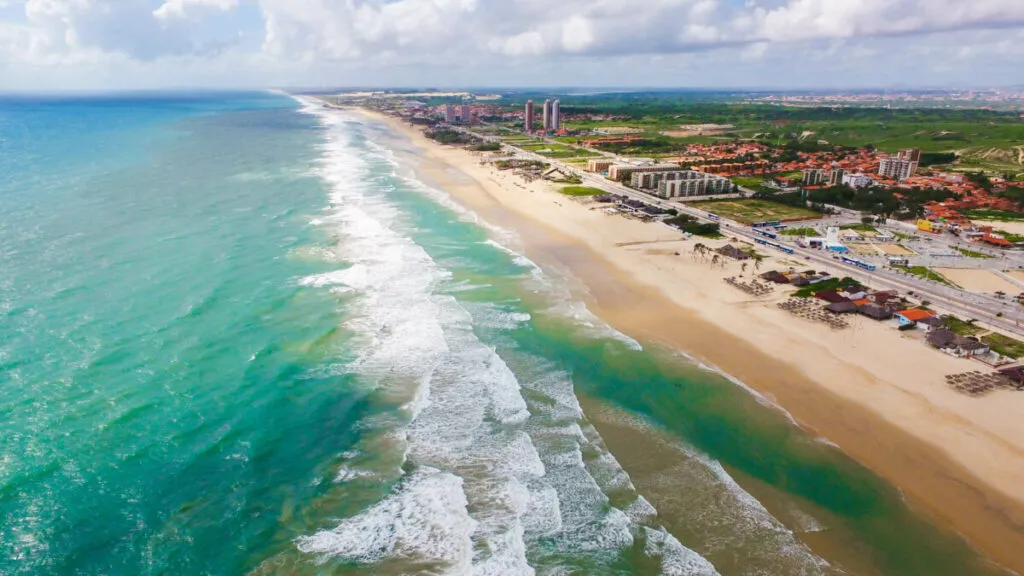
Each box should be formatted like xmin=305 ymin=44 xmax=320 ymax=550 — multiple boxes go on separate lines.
xmin=936 ymin=268 xmax=1022 ymax=294
xmin=359 ymin=109 xmax=1024 ymax=573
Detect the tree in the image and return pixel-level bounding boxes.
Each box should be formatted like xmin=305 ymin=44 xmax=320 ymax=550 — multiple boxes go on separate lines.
xmin=861 ymin=216 xmax=875 ymax=226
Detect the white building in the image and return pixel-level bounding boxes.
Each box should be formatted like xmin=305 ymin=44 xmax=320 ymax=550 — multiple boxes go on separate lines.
xmin=842 ymin=173 xmax=875 ymax=189
xmin=460 ymin=103 xmax=472 ymax=124
xmin=655 ymin=172 xmax=732 ymax=198
xmin=802 ymin=169 xmax=825 ymax=186
xmin=542 ymin=99 xmax=552 ymax=132
xmin=551 ymin=99 xmax=560 ymax=131
xmin=607 ymin=163 xmax=680 ymax=182
xmin=878 ymin=148 xmax=921 ymax=180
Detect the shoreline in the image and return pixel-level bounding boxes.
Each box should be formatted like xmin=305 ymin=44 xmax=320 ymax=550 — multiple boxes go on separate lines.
xmin=351 ymin=106 xmax=1024 ymax=573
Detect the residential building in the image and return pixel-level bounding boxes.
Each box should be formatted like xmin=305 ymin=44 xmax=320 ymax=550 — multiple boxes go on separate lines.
xmin=655 ymin=172 xmax=732 ymax=198
xmin=445 ymin=103 xmax=456 ymax=124
xmin=543 ymin=99 xmax=553 ymax=132
xmin=842 ymin=173 xmax=875 ymax=189
xmin=802 ymin=169 xmax=825 ymax=186
xmin=607 ymin=163 xmax=680 ymax=182
xmin=631 ymin=170 xmax=687 ymax=189
xmin=878 ymin=148 xmax=921 ymax=180
xmin=551 ymin=99 xmax=561 ymax=131
xmin=525 ymin=100 xmax=535 ymax=132
xmin=460 ymin=103 xmax=472 ymax=124
xmin=828 ymin=168 xmax=845 ymax=187
xmin=587 ymin=159 xmax=614 ymax=173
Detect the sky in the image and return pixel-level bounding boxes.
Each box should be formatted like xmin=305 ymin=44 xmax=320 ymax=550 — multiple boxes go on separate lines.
xmin=1 ymin=0 xmax=1023 ymax=91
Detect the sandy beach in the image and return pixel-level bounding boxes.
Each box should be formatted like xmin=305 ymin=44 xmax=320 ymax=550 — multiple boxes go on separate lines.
xmin=357 ymin=108 xmax=1024 ymax=573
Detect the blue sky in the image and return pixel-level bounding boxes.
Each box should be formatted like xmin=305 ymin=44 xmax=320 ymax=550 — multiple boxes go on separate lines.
xmin=1 ymin=0 xmax=1023 ymax=91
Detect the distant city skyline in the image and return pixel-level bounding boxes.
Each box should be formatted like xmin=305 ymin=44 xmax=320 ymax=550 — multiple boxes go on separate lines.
xmin=1 ymin=1 xmax=1024 ymax=91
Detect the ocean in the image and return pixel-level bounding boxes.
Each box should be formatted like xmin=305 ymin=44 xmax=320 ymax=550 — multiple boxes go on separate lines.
xmin=0 ymin=92 xmax=1009 ymax=575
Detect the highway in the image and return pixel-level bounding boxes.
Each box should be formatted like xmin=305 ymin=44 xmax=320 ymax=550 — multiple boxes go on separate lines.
xmin=460 ymin=124 xmax=1024 ymax=337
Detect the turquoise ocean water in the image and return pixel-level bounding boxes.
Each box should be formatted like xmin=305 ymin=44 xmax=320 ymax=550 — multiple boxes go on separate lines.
xmin=0 ymin=93 xmax=1009 ymax=575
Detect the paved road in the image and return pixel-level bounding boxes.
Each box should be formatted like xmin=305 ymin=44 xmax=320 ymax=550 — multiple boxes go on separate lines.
xmin=458 ymin=124 xmax=1024 ymax=337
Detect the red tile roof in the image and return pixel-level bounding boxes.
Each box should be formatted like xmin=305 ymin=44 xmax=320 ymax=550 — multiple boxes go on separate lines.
xmin=896 ymin=309 xmax=937 ymax=322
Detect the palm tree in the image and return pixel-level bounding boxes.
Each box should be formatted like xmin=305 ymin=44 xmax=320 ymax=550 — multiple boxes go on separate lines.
xmin=711 ymin=255 xmax=721 ymax=268
xmin=754 ymin=259 xmax=762 ymax=273
xmin=741 ymin=262 xmax=748 ymax=275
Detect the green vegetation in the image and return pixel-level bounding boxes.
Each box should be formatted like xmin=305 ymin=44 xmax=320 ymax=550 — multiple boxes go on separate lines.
xmin=893 ymin=266 xmax=959 ymax=287
xmin=693 ymin=198 xmax=821 ymax=225
xmin=981 ymin=332 xmax=1024 ymax=359
xmin=962 ymin=209 xmax=1024 ymax=222
xmin=560 ymin=186 xmax=605 ymax=197
xmin=472 ymin=142 xmax=501 ymax=152
xmin=427 ymin=129 xmax=478 ymax=145
xmin=793 ymin=277 xmax=863 ymax=298
xmin=892 ymin=231 xmax=913 ymax=240
xmin=780 ymin=227 xmax=819 ymax=236
xmin=840 ymin=224 xmax=879 ymax=233
xmin=732 ymin=176 xmax=765 ymax=189
xmin=997 ymin=230 xmax=1024 ymax=243
xmin=943 ymin=316 xmax=986 ymax=337
xmin=666 ymin=214 xmax=723 ymax=238
xmin=954 ymin=247 xmax=994 ymax=259
xmin=919 ymin=152 xmax=958 ymax=167
xmin=807 ymin=184 xmax=953 ymax=220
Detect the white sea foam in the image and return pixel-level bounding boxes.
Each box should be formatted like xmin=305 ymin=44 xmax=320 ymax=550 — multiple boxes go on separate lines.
xmin=644 ymin=527 xmax=719 ymax=576
xmin=294 ymin=104 xmax=718 ymax=574
xmin=297 ymin=467 xmax=476 ymax=570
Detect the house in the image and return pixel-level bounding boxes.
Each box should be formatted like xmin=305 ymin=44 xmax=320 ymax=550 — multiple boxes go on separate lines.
xmin=762 ymin=271 xmax=790 ymax=284
xmin=826 ymin=301 xmax=859 ymax=314
xmin=869 ymin=291 xmax=898 ymax=304
xmin=716 ymin=245 xmax=750 ymax=260
xmin=997 ymin=366 xmax=1024 ymax=389
xmin=917 ymin=316 xmax=946 ymax=332
xmin=815 ymin=290 xmax=850 ymax=304
xmin=852 ymin=298 xmax=872 ymax=308
xmin=859 ymin=304 xmax=893 ymax=321
xmin=927 ymin=329 xmax=992 ymax=357
xmin=895 ymin=308 xmax=938 ymax=328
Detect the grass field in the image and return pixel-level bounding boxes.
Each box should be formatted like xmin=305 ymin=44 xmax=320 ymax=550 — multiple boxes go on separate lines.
xmin=944 ymin=317 xmax=987 ymax=337
xmin=963 ymin=209 xmax=1024 ymax=222
xmin=982 ymin=332 xmax=1024 ymax=359
xmin=893 ymin=266 xmax=958 ymax=288
xmin=780 ymin=227 xmax=819 ymax=236
xmin=692 ymin=199 xmax=820 ymax=224
xmin=955 ymin=247 xmax=995 ymax=259
xmin=560 ymin=186 xmax=605 ymax=197
xmin=731 ymin=176 xmax=765 ymax=189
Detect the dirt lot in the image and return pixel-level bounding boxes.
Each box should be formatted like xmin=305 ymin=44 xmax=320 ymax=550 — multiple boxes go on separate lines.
xmin=877 ymin=244 xmax=916 ymax=256
xmin=935 ymin=268 xmax=1020 ymax=294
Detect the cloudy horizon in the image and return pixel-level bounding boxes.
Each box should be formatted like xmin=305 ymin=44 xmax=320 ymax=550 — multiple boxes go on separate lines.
xmin=1 ymin=0 xmax=1023 ymax=91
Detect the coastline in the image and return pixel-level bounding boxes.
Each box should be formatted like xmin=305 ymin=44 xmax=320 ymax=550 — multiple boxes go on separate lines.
xmin=352 ymin=106 xmax=1024 ymax=573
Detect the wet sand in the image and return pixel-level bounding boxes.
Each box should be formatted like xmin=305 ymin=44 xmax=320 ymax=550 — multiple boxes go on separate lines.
xmin=355 ymin=107 xmax=1024 ymax=574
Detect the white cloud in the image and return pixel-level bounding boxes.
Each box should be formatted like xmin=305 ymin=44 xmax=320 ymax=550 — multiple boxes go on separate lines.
xmin=154 ymin=0 xmax=239 ymax=21
xmin=1 ymin=0 xmax=1024 ymax=89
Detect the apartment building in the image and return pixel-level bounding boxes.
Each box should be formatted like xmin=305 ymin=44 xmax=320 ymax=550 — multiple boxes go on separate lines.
xmin=828 ymin=168 xmax=845 ymax=187
xmin=587 ymin=159 xmax=615 ymax=173
xmin=878 ymin=148 xmax=921 ymax=181
xmin=631 ymin=170 xmax=688 ymax=189
xmin=655 ymin=172 xmax=732 ymax=198
xmin=802 ymin=169 xmax=825 ymax=186
xmin=607 ymin=163 xmax=680 ymax=182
